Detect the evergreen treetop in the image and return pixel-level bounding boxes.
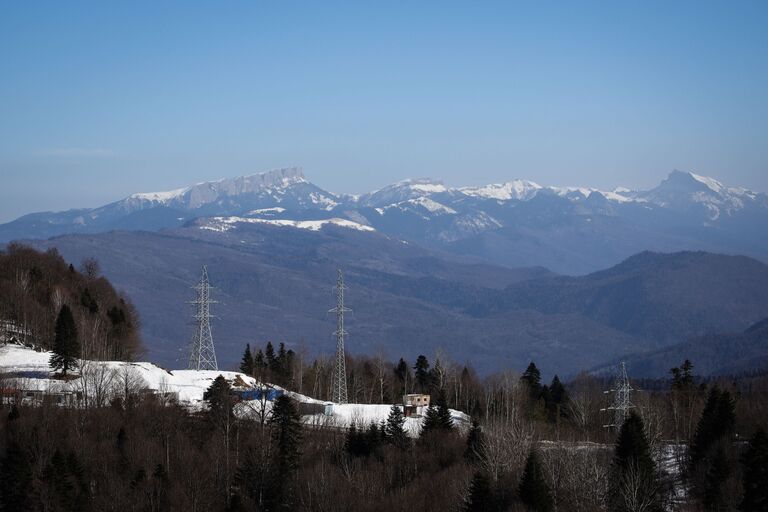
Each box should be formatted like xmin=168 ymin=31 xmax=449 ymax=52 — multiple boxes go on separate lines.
xmin=239 ymin=343 xmax=254 ymax=376
xmin=49 ymin=304 xmax=80 ymax=376
xmin=518 ymin=449 xmax=553 ymax=512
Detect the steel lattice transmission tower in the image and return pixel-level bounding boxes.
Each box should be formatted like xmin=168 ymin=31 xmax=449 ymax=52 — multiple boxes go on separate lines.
xmin=601 ymin=361 xmax=634 ymax=429
xmin=187 ymin=265 xmax=218 ymax=371
xmin=329 ymin=269 xmax=351 ymax=404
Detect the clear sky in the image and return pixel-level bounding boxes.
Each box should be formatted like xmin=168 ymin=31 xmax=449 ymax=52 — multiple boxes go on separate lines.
xmin=1 ymin=1 xmax=767 ymax=222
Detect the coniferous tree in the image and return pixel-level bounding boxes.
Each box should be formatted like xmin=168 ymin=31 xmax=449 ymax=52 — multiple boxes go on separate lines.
xmin=265 ymin=395 xmax=303 ymax=510
xmin=414 ymin=355 xmax=431 ymax=393
xmin=240 ymin=343 xmax=254 ymax=376
xmin=519 ymin=449 xmax=554 ymax=512
xmin=465 ymin=470 xmax=496 ymax=512
xmin=690 ymin=387 xmax=736 ymax=468
xmin=204 ymin=375 xmax=233 ymax=424
xmin=434 ymin=388 xmax=454 ymax=430
xmin=610 ymin=412 xmax=660 ymax=512
xmin=741 ymin=428 xmax=768 ymax=511
xmin=394 ymin=358 xmax=411 ymax=395
xmin=265 ymin=342 xmax=277 ymax=376
xmin=703 ymin=445 xmax=732 ymax=511
xmin=547 ymin=375 xmax=569 ymax=422
xmin=521 ymin=362 xmax=542 ymax=399
xmin=465 ymin=420 xmax=485 ymax=463
xmin=254 ymin=349 xmax=266 ymax=376
xmin=270 ymin=395 xmax=302 ymax=474
xmin=422 ymin=389 xmax=453 ymax=434
xmin=385 ymin=404 xmax=409 ymax=449
xmin=50 ymin=304 xmax=80 ymax=376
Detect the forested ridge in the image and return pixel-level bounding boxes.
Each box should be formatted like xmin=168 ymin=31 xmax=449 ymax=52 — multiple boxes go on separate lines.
xmin=0 ymin=244 xmax=142 ymax=361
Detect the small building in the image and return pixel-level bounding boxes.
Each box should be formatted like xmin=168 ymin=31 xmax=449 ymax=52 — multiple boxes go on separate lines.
xmin=403 ymin=393 xmax=430 ymax=417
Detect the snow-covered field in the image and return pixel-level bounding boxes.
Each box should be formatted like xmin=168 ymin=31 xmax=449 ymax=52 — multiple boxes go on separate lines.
xmin=0 ymin=343 xmax=469 ymax=435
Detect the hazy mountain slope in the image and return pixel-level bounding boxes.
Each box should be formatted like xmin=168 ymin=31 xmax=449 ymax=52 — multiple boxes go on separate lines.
xmin=595 ymin=319 xmax=768 ymax=378
xmin=475 ymin=251 xmax=768 ymax=345
xmin=16 ymin=219 xmax=768 ymax=375
xmin=20 ymin=226 xmax=568 ymax=373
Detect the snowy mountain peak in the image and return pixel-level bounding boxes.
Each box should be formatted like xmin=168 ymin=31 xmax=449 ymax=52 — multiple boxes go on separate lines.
xmin=460 ymin=179 xmax=543 ymax=201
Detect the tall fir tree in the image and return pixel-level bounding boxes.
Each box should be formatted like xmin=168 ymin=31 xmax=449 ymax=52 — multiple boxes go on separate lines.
xmin=610 ymin=412 xmax=660 ymax=512
xmin=690 ymin=387 xmax=736 ymax=468
xmin=465 ymin=420 xmax=485 ymax=463
xmin=547 ymin=375 xmax=569 ymax=422
xmin=414 ymin=355 xmax=431 ymax=393
xmin=384 ymin=404 xmax=409 ymax=449
xmin=270 ymin=395 xmax=302 ymax=474
xmin=394 ymin=358 xmax=411 ymax=395
xmin=421 ymin=389 xmax=453 ymax=434
xmin=465 ymin=470 xmax=496 ymax=512
xmin=518 ymin=449 xmax=554 ymax=512
xmin=741 ymin=428 xmax=768 ymax=511
xmin=265 ymin=394 xmax=303 ymax=510
xmin=204 ymin=375 xmax=233 ymax=424
xmin=521 ymin=362 xmax=542 ymax=400
xmin=239 ymin=343 xmax=254 ymax=376
xmin=265 ymin=342 xmax=277 ymax=375
xmin=49 ymin=304 xmax=80 ymax=376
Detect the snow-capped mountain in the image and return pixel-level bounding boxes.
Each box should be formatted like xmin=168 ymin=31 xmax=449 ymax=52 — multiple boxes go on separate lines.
xmin=2 ymin=168 xmax=767 ymax=274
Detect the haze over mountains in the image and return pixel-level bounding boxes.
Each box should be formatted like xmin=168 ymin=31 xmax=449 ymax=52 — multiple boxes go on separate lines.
xmin=2 ymin=167 xmax=767 ymax=274
xmin=3 ymin=168 xmax=768 ymax=376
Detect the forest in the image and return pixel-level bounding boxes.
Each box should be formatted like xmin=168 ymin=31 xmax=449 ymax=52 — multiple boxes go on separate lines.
xmin=2 ymin=346 xmax=768 ymax=511
xmin=0 ymin=244 xmax=142 ymax=361
xmin=1 ymin=246 xmax=768 ymax=511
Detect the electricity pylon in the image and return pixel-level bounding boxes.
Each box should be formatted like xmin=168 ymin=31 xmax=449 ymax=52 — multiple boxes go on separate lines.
xmin=329 ymin=269 xmax=350 ymax=404
xmin=187 ymin=265 xmax=218 ymax=371
xmin=601 ymin=361 xmax=634 ymax=429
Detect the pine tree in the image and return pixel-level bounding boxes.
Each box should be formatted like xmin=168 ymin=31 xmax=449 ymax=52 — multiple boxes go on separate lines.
xmin=610 ymin=412 xmax=660 ymax=512
xmin=204 ymin=375 xmax=233 ymax=424
xmin=269 ymin=395 xmax=302 ymax=474
xmin=394 ymin=358 xmax=411 ymax=395
xmin=703 ymin=445 xmax=731 ymax=510
xmin=434 ymin=388 xmax=454 ymax=430
xmin=690 ymin=387 xmax=736 ymax=468
xmin=422 ymin=389 xmax=453 ymax=434
xmin=385 ymin=405 xmax=409 ymax=449
xmin=465 ymin=470 xmax=496 ymax=512
xmin=265 ymin=395 xmax=303 ymax=510
xmin=741 ymin=429 xmax=768 ymax=511
xmin=465 ymin=420 xmax=485 ymax=462
xmin=547 ymin=375 xmax=569 ymax=422
xmin=265 ymin=342 xmax=276 ymax=374
xmin=240 ymin=343 xmax=254 ymax=376
xmin=254 ymin=349 xmax=266 ymax=374
xmin=519 ymin=449 xmax=553 ymax=512
xmin=521 ymin=362 xmax=542 ymax=399
xmin=49 ymin=304 xmax=80 ymax=376
xmin=414 ymin=355 xmax=431 ymax=393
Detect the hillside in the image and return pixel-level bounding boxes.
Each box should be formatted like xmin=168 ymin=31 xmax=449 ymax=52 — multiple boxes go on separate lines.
xmin=0 ymin=244 xmax=142 ymax=360
xmin=595 ymin=318 xmax=768 ymax=378
xmin=17 ymin=223 xmax=768 ymax=375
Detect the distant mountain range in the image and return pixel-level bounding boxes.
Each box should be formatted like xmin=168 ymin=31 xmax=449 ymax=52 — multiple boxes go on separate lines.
xmin=3 ymin=167 xmax=767 ymax=274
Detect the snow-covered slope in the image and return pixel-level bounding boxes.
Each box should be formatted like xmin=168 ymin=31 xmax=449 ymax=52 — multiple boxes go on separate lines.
xmin=0 ymin=344 xmax=468 ymax=434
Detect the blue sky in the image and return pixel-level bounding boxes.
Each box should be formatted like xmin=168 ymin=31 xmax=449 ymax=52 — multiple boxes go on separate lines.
xmin=1 ymin=1 xmax=767 ymax=222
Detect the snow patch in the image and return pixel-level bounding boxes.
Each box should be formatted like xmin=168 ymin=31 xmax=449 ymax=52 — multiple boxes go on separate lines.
xmin=200 ymin=216 xmax=376 ymax=233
